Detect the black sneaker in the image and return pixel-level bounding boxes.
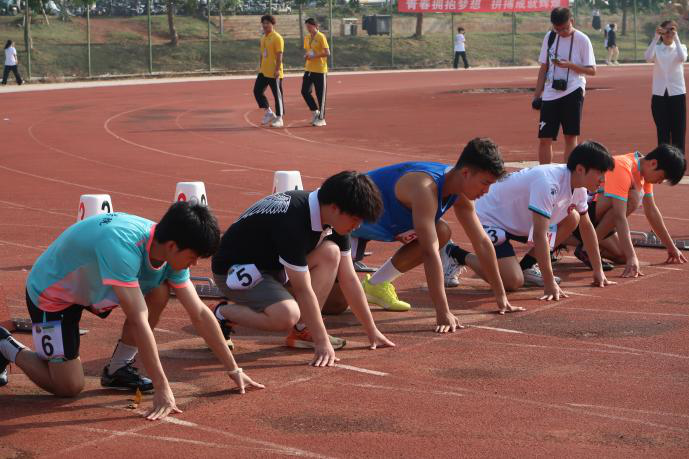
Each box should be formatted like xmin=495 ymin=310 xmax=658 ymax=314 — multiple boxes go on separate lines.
xmin=101 ymin=360 xmax=153 ymax=392
xmin=574 ymin=244 xmax=614 ymax=271
xmin=0 ymin=326 xmax=11 ymax=387
xmin=214 ymin=302 xmax=235 ymax=351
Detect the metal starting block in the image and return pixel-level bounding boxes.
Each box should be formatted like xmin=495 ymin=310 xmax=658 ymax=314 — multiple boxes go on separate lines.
xmin=631 ymin=231 xmax=689 ymax=250
xmin=171 ymin=276 xmax=224 ymax=299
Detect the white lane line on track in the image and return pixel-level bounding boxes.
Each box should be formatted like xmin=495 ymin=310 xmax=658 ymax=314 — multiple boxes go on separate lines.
xmin=0 ymin=199 xmax=73 ymax=219
xmin=70 ymin=426 xmax=281 ymax=454
xmin=347 ymin=382 xmax=465 ymax=398
xmin=559 ymin=306 xmax=689 ymax=318
xmin=0 ymin=239 xmax=47 ymax=251
xmin=104 ymin=102 xmax=324 ymax=179
xmin=472 ymin=340 xmax=642 ymax=356
xmin=469 ymin=325 xmax=525 ymax=334
xmin=337 ymin=364 xmax=389 ymax=376
xmin=567 ymin=403 xmax=689 ymax=419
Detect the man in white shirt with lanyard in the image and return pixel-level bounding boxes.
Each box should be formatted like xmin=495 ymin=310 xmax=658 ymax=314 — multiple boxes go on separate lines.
xmin=533 ymin=7 xmax=596 ymax=165
xmin=453 ymin=27 xmax=469 ymax=69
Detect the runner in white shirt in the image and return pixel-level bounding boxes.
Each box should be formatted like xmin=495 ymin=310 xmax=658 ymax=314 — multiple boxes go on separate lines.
xmin=645 ymin=19 xmax=688 ymax=152
xmin=443 ymin=142 xmax=616 ymax=301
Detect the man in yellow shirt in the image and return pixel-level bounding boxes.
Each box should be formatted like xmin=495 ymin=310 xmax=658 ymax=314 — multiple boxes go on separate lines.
xmin=254 ymin=15 xmax=285 ymax=128
xmin=301 ymin=18 xmax=330 ymax=127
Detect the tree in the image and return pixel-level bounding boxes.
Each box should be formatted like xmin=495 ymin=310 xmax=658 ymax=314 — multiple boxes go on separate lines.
xmin=414 ymin=12 xmax=423 ymax=38
xmin=167 ymin=0 xmax=178 ymax=46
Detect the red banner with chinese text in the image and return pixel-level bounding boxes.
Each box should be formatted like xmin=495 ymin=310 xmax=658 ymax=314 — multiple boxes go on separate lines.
xmin=398 ymin=0 xmax=568 ymax=13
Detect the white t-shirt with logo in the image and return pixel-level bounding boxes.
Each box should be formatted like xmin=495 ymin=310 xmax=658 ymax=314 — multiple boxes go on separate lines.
xmin=475 ymin=164 xmax=588 ymax=237
xmin=5 ymin=46 xmax=17 ymax=66
xmin=454 ymin=34 xmax=466 ymax=52
xmin=538 ymin=30 xmax=596 ymax=101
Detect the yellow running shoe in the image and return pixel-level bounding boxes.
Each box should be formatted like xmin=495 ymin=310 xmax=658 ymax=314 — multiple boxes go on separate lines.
xmin=362 ymin=274 xmax=411 ymax=312
xmin=285 ymin=326 xmax=346 ymax=350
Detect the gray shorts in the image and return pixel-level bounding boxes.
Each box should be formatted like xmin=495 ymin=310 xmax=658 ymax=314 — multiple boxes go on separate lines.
xmin=213 ymin=272 xmax=293 ymax=313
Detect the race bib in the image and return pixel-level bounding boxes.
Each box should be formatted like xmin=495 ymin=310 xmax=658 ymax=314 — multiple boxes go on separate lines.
xmin=482 ymin=225 xmax=507 ymax=246
xmin=226 ymin=264 xmax=263 ymax=290
xmin=263 ymin=48 xmax=268 ymax=58
xmin=528 ymin=224 xmax=558 ymax=249
xmin=32 ymin=320 xmax=65 ymax=361
xmin=394 ymin=230 xmax=418 ymax=245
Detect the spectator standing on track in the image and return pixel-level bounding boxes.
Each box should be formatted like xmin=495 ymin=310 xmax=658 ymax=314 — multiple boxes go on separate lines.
xmin=605 ymin=24 xmax=619 ymax=65
xmin=2 ymin=40 xmax=23 ymax=86
xmin=0 ymin=203 xmax=263 ymax=419
xmin=254 ymin=15 xmax=285 ymax=128
xmin=532 ymin=7 xmax=596 ymax=165
xmin=645 ymin=20 xmax=688 ymax=154
xmin=301 ymin=18 xmax=330 ymax=127
xmin=453 ymin=27 xmax=469 ymax=69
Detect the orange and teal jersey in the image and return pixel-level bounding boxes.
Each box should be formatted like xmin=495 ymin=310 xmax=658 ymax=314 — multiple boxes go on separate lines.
xmin=26 ymin=213 xmax=190 ymax=313
xmin=601 ymin=152 xmax=654 ymax=202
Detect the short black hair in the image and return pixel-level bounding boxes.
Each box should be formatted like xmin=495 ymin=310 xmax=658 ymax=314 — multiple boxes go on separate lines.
xmin=155 ymin=202 xmax=220 ymax=258
xmin=550 ymin=7 xmax=572 ymax=26
xmin=261 ymin=14 xmax=276 ymax=25
xmin=645 ymin=144 xmax=687 ymax=185
xmin=454 ymin=137 xmax=505 ymax=177
xmin=305 ymin=17 xmax=318 ymax=26
xmin=566 ymin=140 xmax=615 ymax=172
xmin=318 ymin=171 xmax=383 ymax=223
xmin=457 ymin=27 xmax=464 ymax=33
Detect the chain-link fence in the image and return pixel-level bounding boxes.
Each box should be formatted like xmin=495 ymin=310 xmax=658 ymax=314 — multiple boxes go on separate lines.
xmin=0 ymin=0 xmax=680 ymax=82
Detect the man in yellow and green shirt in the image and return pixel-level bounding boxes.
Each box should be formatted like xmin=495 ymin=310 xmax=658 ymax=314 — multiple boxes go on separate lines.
xmin=301 ymin=18 xmax=330 ymax=127
xmin=254 ymin=15 xmax=285 ymax=128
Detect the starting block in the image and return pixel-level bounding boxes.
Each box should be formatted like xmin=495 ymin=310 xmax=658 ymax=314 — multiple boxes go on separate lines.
xmin=77 ymin=194 xmax=113 ymax=221
xmin=0 ymin=286 xmax=31 ymax=332
xmin=631 ymin=231 xmax=689 ymax=250
xmin=272 ymin=171 xmax=303 ymax=194
xmin=170 ymin=276 xmax=224 ymax=299
xmin=174 ymin=182 xmax=208 ymax=206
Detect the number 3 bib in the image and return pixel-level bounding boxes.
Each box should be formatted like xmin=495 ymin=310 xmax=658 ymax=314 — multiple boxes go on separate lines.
xmin=226 ymin=264 xmax=264 ymax=290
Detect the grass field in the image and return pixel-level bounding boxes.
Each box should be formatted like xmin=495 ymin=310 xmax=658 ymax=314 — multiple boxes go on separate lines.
xmin=0 ymin=12 xmax=663 ymax=80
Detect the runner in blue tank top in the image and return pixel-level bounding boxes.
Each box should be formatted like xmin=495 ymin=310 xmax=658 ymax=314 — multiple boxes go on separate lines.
xmin=353 ymin=138 xmax=524 ymax=333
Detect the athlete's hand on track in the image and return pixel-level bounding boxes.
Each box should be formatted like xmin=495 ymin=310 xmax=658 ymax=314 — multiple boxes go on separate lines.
xmin=592 ymin=270 xmax=616 ymax=288
xmin=496 ymin=295 xmax=525 ymax=315
xmin=367 ymin=328 xmax=395 ymax=350
xmin=539 ymin=282 xmax=568 ymax=301
xmin=228 ymin=369 xmax=265 ymax=394
xmin=145 ymin=384 xmax=182 ymax=421
xmin=310 ymin=342 xmax=339 ymax=367
xmin=621 ymin=257 xmax=644 ymax=278
xmin=435 ymin=311 xmax=464 ymax=333
xmin=666 ymin=247 xmax=687 ymax=264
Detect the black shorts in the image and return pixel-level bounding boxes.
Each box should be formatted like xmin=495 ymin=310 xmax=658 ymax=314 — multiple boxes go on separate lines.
xmin=538 ymin=87 xmax=584 ymax=140
xmin=26 ymin=291 xmax=111 ymax=361
xmin=572 ymin=200 xmax=616 ymax=242
xmin=493 ymin=233 xmax=529 ymax=259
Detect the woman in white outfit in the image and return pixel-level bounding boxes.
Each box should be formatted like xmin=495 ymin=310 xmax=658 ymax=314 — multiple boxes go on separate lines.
xmin=2 ymin=40 xmax=23 ymax=86
xmin=645 ymin=20 xmax=688 ymax=152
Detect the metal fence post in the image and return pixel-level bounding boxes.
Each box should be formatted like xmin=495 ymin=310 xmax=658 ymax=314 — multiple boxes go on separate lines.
xmin=633 ymin=0 xmax=638 ymax=62
xmin=24 ymin=0 xmax=31 ymax=80
xmin=87 ymin=5 xmax=92 ymax=77
xmin=389 ymin=0 xmax=393 ymax=68
xmin=512 ymin=12 xmax=516 ymax=65
xmin=329 ymin=0 xmax=334 ymax=69
xmin=451 ymin=13 xmax=454 ymax=66
xmin=148 ymin=0 xmax=153 ymax=74
xmin=208 ymin=0 xmax=212 ymax=71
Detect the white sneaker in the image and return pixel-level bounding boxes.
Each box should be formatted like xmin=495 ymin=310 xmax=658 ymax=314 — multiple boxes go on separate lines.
xmin=441 ymin=241 xmax=465 ymax=288
xmin=311 ymin=110 xmax=320 ymax=125
xmin=261 ymin=111 xmax=275 ymax=125
xmin=270 ymin=116 xmax=284 ymax=128
xmin=605 ymin=60 xmax=611 ymax=65
xmin=313 ymin=118 xmax=327 ymax=127
xmin=523 ymin=264 xmax=561 ymax=287
xmin=613 ymin=61 xmax=620 ymax=65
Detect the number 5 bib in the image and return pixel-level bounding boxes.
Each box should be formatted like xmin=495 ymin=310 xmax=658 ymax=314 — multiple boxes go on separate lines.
xmin=226 ymin=264 xmax=264 ymax=290
xmin=32 ymin=321 xmax=66 ymax=361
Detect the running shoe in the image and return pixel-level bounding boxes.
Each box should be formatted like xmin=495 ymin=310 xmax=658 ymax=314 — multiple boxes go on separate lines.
xmin=214 ymin=301 xmax=235 ymax=351
xmin=574 ymin=244 xmax=614 ymax=271
xmin=101 ymin=360 xmax=154 ymax=392
xmin=0 ymin=326 xmax=12 ymax=387
xmin=261 ymin=111 xmax=275 ymax=125
xmin=523 ymin=264 xmax=561 ymax=287
xmin=270 ymin=116 xmax=284 ymax=128
xmin=285 ymin=326 xmax=346 ymax=349
xmin=313 ymin=118 xmax=327 ymax=127
xmin=440 ymin=241 xmax=464 ymax=288
xmin=311 ymin=110 xmax=321 ymax=125
xmin=361 ymin=274 xmax=411 ymax=311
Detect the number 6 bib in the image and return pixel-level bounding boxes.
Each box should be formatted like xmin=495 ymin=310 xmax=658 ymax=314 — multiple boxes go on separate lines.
xmin=32 ymin=321 xmax=66 ymax=361
xmin=226 ymin=264 xmax=264 ymax=290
